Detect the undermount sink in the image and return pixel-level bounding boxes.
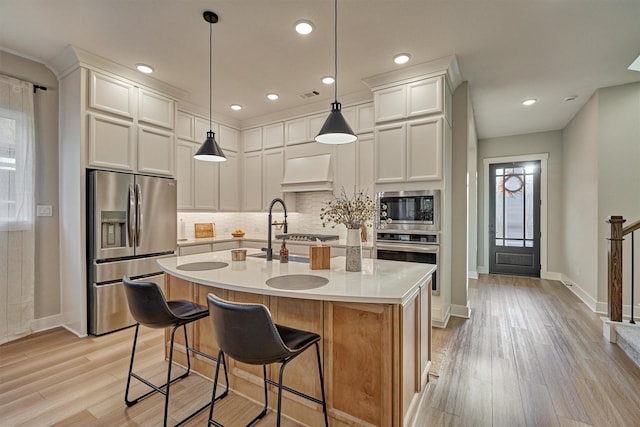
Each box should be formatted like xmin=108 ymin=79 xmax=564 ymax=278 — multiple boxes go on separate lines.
xmin=266 ymin=274 xmax=329 ymax=290
xmin=248 ymin=253 xmax=309 ymax=263
xmin=176 ymin=261 xmax=229 ymax=271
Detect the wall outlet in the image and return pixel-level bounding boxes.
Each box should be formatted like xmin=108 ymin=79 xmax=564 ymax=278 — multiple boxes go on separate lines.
xmin=36 ymin=205 xmax=53 ymax=217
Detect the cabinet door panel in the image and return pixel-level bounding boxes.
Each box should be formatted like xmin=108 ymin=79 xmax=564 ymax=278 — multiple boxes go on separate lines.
xmin=308 ymin=112 xmax=328 ymax=141
xmin=407 ymin=118 xmax=442 ymax=181
xmin=88 ymin=113 xmax=135 ymax=171
xmin=358 ymin=134 xmax=374 ymax=191
xmin=243 ymin=152 xmax=263 ymax=211
xmin=176 ymin=140 xmax=194 ymax=209
xmin=285 ymin=117 xmax=308 ymax=145
xmin=219 ymin=124 xmax=239 ymax=151
xmin=219 ymin=151 xmax=240 ymax=211
xmin=88 ymin=71 xmax=135 ymax=118
xmin=195 ymin=117 xmax=219 ymax=141
xmin=263 ymin=123 xmax=284 ymax=149
xmin=139 ymin=89 xmax=175 ymax=129
xmin=407 ymin=77 xmax=442 ymax=118
xmin=374 ymin=85 xmax=406 ymax=123
xmin=194 ymin=156 xmax=219 ymax=210
xmin=177 ymin=111 xmax=195 ymax=140
xmin=335 ymin=142 xmax=357 ymax=193
xmin=137 ymin=125 xmax=174 ymax=176
xmin=375 ymin=123 xmax=406 ymax=183
xmin=242 ymin=127 xmax=262 ymax=152
xmin=356 ymin=103 xmax=374 ymax=134
xmin=263 ymin=149 xmax=284 ymax=209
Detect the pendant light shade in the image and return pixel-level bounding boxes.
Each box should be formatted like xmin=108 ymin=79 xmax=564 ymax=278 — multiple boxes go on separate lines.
xmin=315 ymin=0 xmax=357 ymax=145
xmin=195 ymin=11 xmax=227 ymax=162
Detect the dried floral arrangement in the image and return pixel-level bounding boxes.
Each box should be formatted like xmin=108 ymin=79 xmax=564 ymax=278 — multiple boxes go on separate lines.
xmin=320 ymin=188 xmax=377 ymax=229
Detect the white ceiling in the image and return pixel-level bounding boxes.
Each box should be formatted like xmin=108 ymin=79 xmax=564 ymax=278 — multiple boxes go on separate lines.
xmin=1 ymin=0 xmax=640 ymax=139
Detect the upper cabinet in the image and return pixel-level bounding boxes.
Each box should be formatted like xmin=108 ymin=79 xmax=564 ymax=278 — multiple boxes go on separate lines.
xmin=263 ymin=123 xmax=284 ymax=149
xmin=86 ymin=70 xmax=175 ymax=176
xmin=242 ymin=127 xmax=262 ymax=152
xmin=219 ymin=125 xmax=239 ymax=152
xmin=374 ymin=76 xmax=443 ymax=123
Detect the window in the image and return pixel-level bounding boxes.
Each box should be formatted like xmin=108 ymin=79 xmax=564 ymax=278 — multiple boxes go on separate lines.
xmin=0 ymin=77 xmax=34 ymax=231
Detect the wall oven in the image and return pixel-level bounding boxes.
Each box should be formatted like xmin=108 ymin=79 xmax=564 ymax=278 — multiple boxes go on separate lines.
xmin=376 ymin=230 xmax=439 ymax=295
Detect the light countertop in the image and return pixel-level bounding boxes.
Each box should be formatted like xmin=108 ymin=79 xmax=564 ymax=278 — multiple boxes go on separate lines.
xmin=158 ymin=248 xmax=435 ymax=305
xmin=176 ymin=235 xmax=375 ymax=249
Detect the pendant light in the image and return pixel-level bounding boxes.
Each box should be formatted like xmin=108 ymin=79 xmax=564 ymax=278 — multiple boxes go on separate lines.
xmin=194 ymin=11 xmax=227 ymax=162
xmin=315 ymin=0 xmax=357 ymax=144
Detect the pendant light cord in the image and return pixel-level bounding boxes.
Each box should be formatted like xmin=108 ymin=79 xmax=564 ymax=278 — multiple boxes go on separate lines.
xmin=209 ymin=19 xmax=213 ymax=131
xmin=333 ymin=0 xmax=338 ymax=103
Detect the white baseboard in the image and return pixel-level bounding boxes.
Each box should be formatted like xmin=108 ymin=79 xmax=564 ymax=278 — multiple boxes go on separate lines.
xmin=477 ymin=265 xmax=488 ymax=274
xmin=31 ymin=314 xmax=63 ymax=333
xmin=450 ymin=303 xmax=471 ymax=319
xmin=560 ymin=274 xmax=599 ymax=312
xmin=432 ymin=306 xmax=451 ymax=328
xmin=468 ymin=270 xmax=479 ymax=280
xmin=543 ymin=270 xmax=563 ymax=281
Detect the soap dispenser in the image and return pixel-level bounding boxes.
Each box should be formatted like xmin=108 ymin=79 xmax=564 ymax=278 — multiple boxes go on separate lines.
xmin=279 ymin=239 xmax=289 ymax=263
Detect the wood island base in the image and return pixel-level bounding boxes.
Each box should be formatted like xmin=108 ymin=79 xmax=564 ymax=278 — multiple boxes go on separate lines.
xmin=164 ymin=272 xmax=432 ymax=427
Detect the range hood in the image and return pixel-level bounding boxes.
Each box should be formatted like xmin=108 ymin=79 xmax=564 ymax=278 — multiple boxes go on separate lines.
xmin=281 ymin=154 xmax=333 ymax=192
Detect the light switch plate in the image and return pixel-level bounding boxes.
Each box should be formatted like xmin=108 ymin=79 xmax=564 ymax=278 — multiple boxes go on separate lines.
xmin=36 ymin=205 xmax=53 ymax=217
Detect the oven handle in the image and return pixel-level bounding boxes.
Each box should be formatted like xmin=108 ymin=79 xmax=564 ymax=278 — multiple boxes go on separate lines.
xmin=376 ymin=243 xmax=439 ymax=253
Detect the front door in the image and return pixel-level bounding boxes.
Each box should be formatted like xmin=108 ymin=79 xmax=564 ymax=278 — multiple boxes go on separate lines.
xmin=489 ymin=161 xmax=541 ymax=277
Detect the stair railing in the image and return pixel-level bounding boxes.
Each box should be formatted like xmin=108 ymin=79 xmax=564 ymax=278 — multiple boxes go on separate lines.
xmin=607 ymin=215 xmax=640 ymax=323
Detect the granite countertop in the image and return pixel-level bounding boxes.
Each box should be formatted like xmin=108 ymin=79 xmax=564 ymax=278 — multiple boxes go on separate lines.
xmin=158 ymin=248 xmax=435 ymax=305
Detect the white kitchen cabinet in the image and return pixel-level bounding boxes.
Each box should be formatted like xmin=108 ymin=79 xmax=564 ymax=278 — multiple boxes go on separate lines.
xmin=374 ymin=119 xmax=443 ymax=184
xmin=195 ymin=117 xmax=219 ymax=141
xmin=175 ymin=140 xmax=194 ymax=209
xmin=219 ymin=151 xmax=240 ymax=211
xmin=177 ymin=111 xmax=195 ymax=140
xmin=308 ymin=112 xmax=327 ymax=141
xmin=263 ymin=148 xmax=284 ymax=209
xmin=285 ymin=117 xmax=308 ymax=145
xmin=138 ymin=88 xmax=175 ymax=129
xmin=374 ymin=76 xmax=443 ymax=123
xmin=243 ymin=152 xmax=263 ymax=211
xmin=137 ymin=125 xmax=174 ymax=176
xmin=355 ymin=103 xmax=374 ymax=134
xmin=219 ymin=124 xmax=239 ymax=151
xmin=334 ymin=142 xmax=357 ymax=193
xmin=407 ymin=118 xmax=442 ymax=181
xmin=406 ymin=78 xmax=442 ymax=119
xmin=375 ymin=123 xmax=406 ymax=183
xmin=88 ymin=70 xmax=135 ymax=119
xmin=242 ymin=127 xmax=262 ymax=152
xmin=263 ymin=123 xmax=284 ymax=149
xmin=88 ymin=112 xmax=135 ymax=171
xmin=194 ymin=154 xmax=220 ymax=210
xmin=358 ymin=134 xmax=375 ymax=191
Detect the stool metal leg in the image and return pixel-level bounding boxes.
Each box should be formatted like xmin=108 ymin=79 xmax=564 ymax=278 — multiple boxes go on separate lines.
xmin=315 ymin=342 xmax=329 ymax=427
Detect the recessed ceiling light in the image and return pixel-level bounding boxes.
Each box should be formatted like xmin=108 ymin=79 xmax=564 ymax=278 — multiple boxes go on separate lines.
xmin=230 ymin=104 xmax=242 ymax=111
xmin=266 ymin=93 xmax=279 ymax=101
xmin=295 ymin=20 xmax=314 ymax=35
xmin=563 ymin=95 xmax=578 ymax=102
xmin=136 ymin=64 xmax=153 ymax=74
xmin=393 ymin=54 xmax=411 ymax=65
xmin=628 ymin=54 xmax=640 ymax=71
xmin=321 ymin=76 xmax=335 ymax=85
xmin=521 ymin=99 xmax=537 ymax=106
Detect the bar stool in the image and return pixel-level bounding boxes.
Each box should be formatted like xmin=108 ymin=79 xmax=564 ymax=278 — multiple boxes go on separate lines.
xmin=122 ymin=277 xmax=229 ymax=427
xmin=206 ymin=293 xmax=329 ymax=427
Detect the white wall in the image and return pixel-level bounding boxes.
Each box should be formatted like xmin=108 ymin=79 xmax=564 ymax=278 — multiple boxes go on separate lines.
xmin=0 ymin=51 xmax=61 ymax=327
xmin=477 ymin=131 xmax=563 ymax=275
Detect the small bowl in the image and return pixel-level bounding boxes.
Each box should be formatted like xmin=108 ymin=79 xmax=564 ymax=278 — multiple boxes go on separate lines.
xmin=231 ymin=232 xmax=245 ymax=238
xmin=231 ymin=249 xmax=247 ymax=261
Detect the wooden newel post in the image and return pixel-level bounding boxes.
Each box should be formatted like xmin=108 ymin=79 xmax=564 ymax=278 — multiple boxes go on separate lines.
xmin=607 ymin=216 xmax=625 ymax=322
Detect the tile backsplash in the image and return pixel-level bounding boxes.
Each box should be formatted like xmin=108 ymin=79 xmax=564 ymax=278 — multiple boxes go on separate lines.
xmin=178 ymin=191 xmax=373 ymax=241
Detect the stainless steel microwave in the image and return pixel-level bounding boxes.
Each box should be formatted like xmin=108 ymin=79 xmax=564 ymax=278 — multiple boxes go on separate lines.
xmin=376 ymin=190 xmax=440 ymax=231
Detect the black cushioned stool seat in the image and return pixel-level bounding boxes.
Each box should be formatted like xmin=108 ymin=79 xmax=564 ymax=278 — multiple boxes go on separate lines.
xmin=123 ymin=278 xmax=229 ymax=427
xmin=206 ymin=293 xmax=329 ymax=427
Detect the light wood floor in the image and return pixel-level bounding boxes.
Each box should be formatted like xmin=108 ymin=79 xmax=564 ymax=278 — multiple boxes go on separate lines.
xmin=1 ymin=274 xmax=639 ymax=426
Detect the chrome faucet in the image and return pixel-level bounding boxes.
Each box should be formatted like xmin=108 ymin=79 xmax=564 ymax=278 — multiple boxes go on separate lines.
xmin=262 ymin=198 xmax=288 ymax=261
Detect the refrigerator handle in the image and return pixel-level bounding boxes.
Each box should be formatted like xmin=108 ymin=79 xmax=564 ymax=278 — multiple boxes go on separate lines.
xmin=136 ymin=183 xmax=142 ymax=246
xmin=128 ymin=184 xmax=135 ymax=247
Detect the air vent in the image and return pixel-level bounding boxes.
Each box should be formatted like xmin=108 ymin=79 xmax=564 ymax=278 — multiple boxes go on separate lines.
xmin=298 ymin=90 xmax=320 ymax=99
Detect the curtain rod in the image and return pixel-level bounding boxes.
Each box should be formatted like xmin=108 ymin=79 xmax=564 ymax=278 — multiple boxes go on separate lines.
xmin=0 ymin=72 xmax=48 ymax=93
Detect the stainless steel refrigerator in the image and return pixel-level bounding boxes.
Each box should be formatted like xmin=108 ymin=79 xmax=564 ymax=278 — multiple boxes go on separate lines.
xmin=87 ymin=170 xmax=177 ymax=335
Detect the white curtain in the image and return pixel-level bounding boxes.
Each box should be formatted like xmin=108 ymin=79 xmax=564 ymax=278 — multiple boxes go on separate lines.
xmin=0 ymin=75 xmax=35 ymax=344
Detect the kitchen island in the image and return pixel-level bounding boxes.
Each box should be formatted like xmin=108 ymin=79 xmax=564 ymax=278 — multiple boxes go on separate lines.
xmin=158 ymin=249 xmax=435 ymax=427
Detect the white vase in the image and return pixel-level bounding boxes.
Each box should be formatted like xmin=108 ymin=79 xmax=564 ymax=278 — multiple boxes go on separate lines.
xmin=345 ymin=227 xmax=363 ymax=272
